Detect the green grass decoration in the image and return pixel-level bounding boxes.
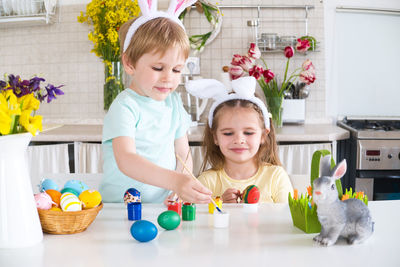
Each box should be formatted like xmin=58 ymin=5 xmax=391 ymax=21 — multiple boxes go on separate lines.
xmin=288 ymin=192 xmax=321 ymax=233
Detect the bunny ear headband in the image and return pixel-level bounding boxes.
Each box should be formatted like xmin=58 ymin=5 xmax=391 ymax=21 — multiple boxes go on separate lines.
xmin=123 ymin=0 xmax=197 ymax=53
xmin=185 ymin=76 xmax=271 ymax=130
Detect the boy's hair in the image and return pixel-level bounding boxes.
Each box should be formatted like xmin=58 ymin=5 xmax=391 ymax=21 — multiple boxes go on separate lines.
xmin=201 ymin=99 xmax=282 ymax=172
xmin=119 ymin=17 xmax=190 ymax=66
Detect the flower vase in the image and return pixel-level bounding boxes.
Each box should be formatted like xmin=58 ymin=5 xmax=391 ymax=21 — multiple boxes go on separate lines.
xmin=266 ymin=96 xmax=283 ymax=128
xmin=104 ymin=61 xmax=124 ymax=110
xmin=0 ymin=133 xmax=43 ymax=248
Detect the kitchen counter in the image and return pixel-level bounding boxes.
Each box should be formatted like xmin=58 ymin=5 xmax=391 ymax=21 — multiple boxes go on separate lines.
xmin=32 ymin=124 xmax=349 ymax=143
xmin=1 ymin=201 xmax=398 ymax=267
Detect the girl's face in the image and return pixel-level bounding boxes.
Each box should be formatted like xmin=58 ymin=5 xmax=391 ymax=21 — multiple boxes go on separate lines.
xmin=125 ymin=46 xmax=185 ymax=101
xmin=213 ymin=106 xmax=267 ymax=166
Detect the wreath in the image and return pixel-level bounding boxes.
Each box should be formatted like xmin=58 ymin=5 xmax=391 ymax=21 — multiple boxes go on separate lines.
xmin=179 ymin=0 xmax=222 ymax=54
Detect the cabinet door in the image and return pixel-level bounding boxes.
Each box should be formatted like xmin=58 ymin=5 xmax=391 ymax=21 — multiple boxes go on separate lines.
xmin=74 ymin=142 xmax=103 ymax=173
xmin=27 ymin=144 xmax=70 ymax=193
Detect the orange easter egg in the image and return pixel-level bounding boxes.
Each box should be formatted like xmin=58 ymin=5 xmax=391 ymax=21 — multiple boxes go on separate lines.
xmin=46 ymin=189 xmax=62 ymax=206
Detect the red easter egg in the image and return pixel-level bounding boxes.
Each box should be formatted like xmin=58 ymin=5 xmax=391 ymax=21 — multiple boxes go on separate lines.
xmin=242 ymin=185 xmax=260 ymax=204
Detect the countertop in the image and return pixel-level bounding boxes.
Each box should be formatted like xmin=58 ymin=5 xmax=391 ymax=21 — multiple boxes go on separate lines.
xmin=32 ymin=124 xmax=349 ymax=143
xmin=1 ymin=201 xmax=398 ymax=267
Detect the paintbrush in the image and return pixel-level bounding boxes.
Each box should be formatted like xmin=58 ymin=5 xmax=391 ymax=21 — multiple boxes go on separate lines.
xmin=176 ymin=153 xmax=223 ymax=213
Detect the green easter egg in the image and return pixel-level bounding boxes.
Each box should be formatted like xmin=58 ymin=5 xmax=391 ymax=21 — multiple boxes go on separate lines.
xmin=157 ymin=210 xmax=181 ymax=230
xmin=61 ymin=187 xmax=80 ymax=197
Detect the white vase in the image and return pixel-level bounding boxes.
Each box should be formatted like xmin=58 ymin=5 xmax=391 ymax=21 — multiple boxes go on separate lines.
xmin=0 ymin=132 xmax=43 ymax=248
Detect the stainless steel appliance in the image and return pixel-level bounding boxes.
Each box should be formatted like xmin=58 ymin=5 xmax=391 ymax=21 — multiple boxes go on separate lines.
xmin=337 ymin=117 xmax=400 ymax=200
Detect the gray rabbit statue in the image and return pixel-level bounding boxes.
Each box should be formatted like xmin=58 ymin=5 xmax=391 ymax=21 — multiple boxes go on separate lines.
xmin=312 ymin=155 xmax=374 ymax=246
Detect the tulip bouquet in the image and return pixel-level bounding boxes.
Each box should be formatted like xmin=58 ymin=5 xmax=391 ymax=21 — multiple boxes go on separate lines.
xmin=0 ymin=74 xmax=64 ymax=136
xmin=228 ymin=39 xmax=316 ymax=127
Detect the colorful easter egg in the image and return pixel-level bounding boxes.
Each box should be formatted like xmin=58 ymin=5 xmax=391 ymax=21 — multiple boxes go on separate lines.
xmin=79 ymin=189 xmax=102 ymax=209
xmin=63 ymin=180 xmax=89 ymax=195
xmin=130 ymin=220 xmax=158 ymax=242
xmin=45 ymin=189 xmax=61 ymax=207
xmin=34 ymin=192 xmax=54 ymax=210
xmin=124 ymin=188 xmax=141 ymax=204
xmin=39 ymin=179 xmax=59 ymax=192
xmin=60 ymin=193 xmax=82 ymax=212
xmin=242 ymin=185 xmax=260 ymax=204
xmin=157 ymin=210 xmax=181 ymax=230
xmin=61 ymin=187 xmax=80 ymax=197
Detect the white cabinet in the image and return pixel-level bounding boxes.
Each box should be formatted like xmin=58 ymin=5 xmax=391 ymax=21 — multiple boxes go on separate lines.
xmin=278 ymin=143 xmax=332 ymax=194
xmin=27 ymin=143 xmax=70 ymax=193
xmin=74 ymin=142 xmax=103 ymax=173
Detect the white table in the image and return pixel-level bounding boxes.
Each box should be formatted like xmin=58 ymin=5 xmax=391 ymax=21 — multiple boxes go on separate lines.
xmin=1 ymin=201 xmax=399 ymax=267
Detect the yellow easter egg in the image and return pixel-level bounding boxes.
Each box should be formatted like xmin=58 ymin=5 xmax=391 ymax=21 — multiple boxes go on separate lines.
xmin=50 ymin=206 xmax=62 ymax=211
xmin=60 ymin=192 xmax=82 ymax=211
xmin=79 ymin=190 xmax=102 ymax=209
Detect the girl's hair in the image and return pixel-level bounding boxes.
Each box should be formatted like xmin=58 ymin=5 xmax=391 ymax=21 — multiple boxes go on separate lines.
xmin=119 ymin=17 xmax=190 ymax=66
xmin=201 ymin=99 xmax=282 ymax=172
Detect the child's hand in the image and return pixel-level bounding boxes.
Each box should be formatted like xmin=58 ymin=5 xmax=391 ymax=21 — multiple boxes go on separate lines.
xmin=174 ymin=174 xmax=212 ymax=204
xmin=222 ymin=188 xmax=241 ymax=203
xmin=163 ymin=192 xmax=178 ymax=206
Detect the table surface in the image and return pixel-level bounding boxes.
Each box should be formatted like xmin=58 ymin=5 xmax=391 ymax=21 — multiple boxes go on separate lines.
xmin=1 ymin=201 xmax=398 ymax=267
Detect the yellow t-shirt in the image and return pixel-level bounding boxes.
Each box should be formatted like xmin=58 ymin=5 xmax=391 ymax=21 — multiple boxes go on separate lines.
xmin=197 ymin=164 xmax=293 ymax=203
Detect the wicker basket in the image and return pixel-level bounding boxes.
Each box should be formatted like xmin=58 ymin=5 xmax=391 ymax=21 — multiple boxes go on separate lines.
xmin=37 ymin=203 xmax=103 ymax=234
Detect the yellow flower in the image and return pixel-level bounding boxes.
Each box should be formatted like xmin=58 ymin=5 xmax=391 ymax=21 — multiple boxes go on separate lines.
xmin=19 ymin=110 xmax=42 ymax=136
xmin=77 ymin=0 xmax=140 ymax=62
xmin=0 ymin=94 xmax=12 ymax=135
xmin=18 ymin=93 xmax=40 ymax=111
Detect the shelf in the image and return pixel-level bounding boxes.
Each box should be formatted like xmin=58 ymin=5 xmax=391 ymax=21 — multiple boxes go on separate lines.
xmin=0 ymin=0 xmax=57 ymax=27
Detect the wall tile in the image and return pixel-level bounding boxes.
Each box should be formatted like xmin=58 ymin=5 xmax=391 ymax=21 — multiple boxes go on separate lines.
xmin=0 ymin=0 xmax=327 ymax=124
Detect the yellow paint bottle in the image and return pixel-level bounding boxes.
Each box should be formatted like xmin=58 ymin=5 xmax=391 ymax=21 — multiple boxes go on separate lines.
xmin=208 ymin=197 xmax=222 ymax=214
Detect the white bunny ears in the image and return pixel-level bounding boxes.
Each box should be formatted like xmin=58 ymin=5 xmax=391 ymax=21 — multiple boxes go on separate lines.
xmin=185 ymin=76 xmax=271 ymax=130
xmin=123 ymin=0 xmax=197 ymax=53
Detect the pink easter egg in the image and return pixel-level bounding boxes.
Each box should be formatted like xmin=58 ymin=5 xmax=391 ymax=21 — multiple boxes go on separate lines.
xmin=34 ymin=192 xmax=54 ymax=210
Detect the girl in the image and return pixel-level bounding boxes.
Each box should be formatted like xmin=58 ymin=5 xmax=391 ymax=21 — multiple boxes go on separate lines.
xmin=100 ymin=0 xmax=211 ymax=203
xmin=186 ymin=77 xmax=293 ymax=203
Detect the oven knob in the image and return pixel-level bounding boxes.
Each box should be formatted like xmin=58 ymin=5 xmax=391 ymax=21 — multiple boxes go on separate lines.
xmin=388 ymin=154 xmax=393 ymax=159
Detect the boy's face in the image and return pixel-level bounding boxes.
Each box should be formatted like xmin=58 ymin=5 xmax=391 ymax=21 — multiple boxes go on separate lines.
xmin=213 ymin=106 xmax=267 ymax=166
xmin=126 ymin=47 xmax=185 ymax=101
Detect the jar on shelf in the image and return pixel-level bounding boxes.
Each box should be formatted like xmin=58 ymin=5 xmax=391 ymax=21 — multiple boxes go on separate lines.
xmin=261 ymin=33 xmax=278 ymax=50
xmin=279 ymin=36 xmax=297 ymax=49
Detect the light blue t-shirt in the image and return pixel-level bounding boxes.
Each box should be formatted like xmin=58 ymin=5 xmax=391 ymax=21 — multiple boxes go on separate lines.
xmin=100 ymin=89 xmax=191 ymax=203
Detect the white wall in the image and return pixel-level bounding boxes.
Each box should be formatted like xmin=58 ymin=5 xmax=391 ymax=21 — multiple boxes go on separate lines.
xmin=324 ymin=0 xmax=400 ymax=120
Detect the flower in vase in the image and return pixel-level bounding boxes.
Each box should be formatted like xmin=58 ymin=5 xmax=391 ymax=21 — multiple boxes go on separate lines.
xmin=0 ymin=74 xmax=64 ymax=136
xmin=227 ymin=40 xmax=316 ymax=126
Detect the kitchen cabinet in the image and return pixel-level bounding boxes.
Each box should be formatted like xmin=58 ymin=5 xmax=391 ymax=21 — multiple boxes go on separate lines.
xmin=27 ymin=142 xmax=71 ymax=193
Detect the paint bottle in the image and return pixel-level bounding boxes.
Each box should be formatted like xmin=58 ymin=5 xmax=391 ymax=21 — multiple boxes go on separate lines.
xmin=182 ymin=203 xmax=196 ymax=221
xmin=167 ymin=201 xmax=182 ymax=216
xmin=208 ymin=197 xmax=222 ymax=214
xmin=127 ymin=202 xmax=142 ymax=221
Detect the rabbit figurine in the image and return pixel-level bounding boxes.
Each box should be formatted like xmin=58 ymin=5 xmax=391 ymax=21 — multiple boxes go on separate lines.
xmin=312 ymin=155 xmax=374 ymax=246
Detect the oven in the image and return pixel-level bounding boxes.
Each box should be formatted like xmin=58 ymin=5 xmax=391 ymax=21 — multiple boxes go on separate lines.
xmin=337 ymin=117 xmax=400 ymax=200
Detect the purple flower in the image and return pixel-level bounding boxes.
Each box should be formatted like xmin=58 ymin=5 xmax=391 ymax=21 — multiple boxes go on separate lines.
xmin=45 ymin=84 xmax=64 ymax=103
xmin=0 ymin=80 xmax=6 ymax=90
xmin=30 ymin=77 xmax=45 ymax=92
